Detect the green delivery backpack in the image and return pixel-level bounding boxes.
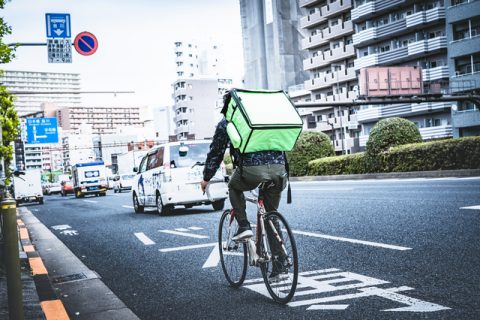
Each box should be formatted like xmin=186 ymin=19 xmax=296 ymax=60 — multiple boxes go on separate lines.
xmin=222 ymin=89 xmax=303 ymax=153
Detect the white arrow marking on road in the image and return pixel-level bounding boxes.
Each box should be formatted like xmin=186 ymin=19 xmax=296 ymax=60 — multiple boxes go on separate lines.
xmin=134 ymin=232 xmax=155 ymax=245
xmin=159 ymin=229 xmax=208 ymax=239
xmin=460 ymin=205 xmax=480 ymax=210
xmin=83 ymin=200 xmax=97 ymax=203
xmin=51 ymin=224 xmax=71 ymax=230
xmin=60 ymin=230 xmax=78 ymax=236
xmin=202 ymin=243 xmax=220 ymax=268
xmin=159 ymin=242 xmax=216 ymax=253
xmin=292 ymin=230 xmax=412 ymax=251
xmin=175 ymin=228 xmax=190 ymax=232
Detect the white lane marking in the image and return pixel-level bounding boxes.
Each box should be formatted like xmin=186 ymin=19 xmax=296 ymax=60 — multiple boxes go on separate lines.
xmin=134 ymin=232 xmax=155 ymax=245
xmin=83 ymin=200 xmax=97 ymax=203
xmin=51 ymin=225 xmax=72 ymax=230
xmin=175 ymin=228 xmax=190 ymax=232
xmin=293 ymin=188 xmax=353 ymax=191
xmin=460 ymin=205 xmax=480 ymax=210
xmin=307 ymin=305 xmax=349 ymax=310
xmin=122 ymin=205 xmax=134 ymax=209
xmin=292 ymin=230 xmax=411 ymax=251
xmin=60 ymin=230 xmax=78 ymax=236
xmin=159 ymin=229 xmax=208 ymax=239
xmin=202 ymin=243 xmax=220 ymax=268
xmin=159 ymin=242 xmax=216 ymax=253
xmin=188 ymin=226 xmax=203 ymax=230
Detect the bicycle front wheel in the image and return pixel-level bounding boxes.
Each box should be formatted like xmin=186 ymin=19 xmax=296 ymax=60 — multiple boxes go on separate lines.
xmin=260 ymin=211 xmax=298 ymax=304
xmin=218 ymin=209 xmax=248 ymax=287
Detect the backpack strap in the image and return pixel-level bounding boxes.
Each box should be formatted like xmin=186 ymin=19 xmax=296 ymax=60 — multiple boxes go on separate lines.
xmin=284 ymin=152 xmax=292 ymax=204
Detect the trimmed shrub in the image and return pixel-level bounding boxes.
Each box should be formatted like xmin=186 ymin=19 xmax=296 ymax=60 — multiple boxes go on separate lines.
xmin=381 ymin=136 xmax=480 ymax=172
xmin=308 ymin=152 xmax=367 ymax=176
xmin=366 ymin=117 xmax=422 ymax=171
xmin=287 ymin=131 xmax=334 ymax=176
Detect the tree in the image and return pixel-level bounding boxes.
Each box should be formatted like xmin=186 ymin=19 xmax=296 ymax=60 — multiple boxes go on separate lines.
xmin=287 ymin=131 xmax=335 ymax=176
xmin=0 ymin=0 xmax=19 ymax=181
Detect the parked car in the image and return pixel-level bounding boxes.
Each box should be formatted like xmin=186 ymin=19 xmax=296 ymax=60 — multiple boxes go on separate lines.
xmin=60 ymin=180 xmax=74 ymax=196
xmin=113 ymin=173 xmax=135 ymax=193
xmin=13 ymin=170 xmax=43 ymax=205
xmin=131 ymin=140 xmax=229 ymax=215
xmin=44 ymin=182 xmax=62 ymax=195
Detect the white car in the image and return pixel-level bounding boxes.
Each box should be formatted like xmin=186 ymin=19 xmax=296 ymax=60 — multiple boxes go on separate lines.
xmin=113 ymin=173 xmax=135 ymax=193
xmin=131 ymin=140 xmax=229 ymax=215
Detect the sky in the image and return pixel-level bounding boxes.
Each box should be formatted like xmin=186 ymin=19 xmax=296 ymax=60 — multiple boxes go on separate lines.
xmin=2 ymin=0 xmax=245 ymax=108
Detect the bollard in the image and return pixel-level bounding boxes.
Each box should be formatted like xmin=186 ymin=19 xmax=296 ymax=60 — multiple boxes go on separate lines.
xmin=1 ymin=197 xmax=24 ymax=320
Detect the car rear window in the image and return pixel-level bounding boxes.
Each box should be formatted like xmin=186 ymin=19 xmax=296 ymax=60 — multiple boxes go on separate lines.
xmin=169 ymin=143 xmax=210 ymax=168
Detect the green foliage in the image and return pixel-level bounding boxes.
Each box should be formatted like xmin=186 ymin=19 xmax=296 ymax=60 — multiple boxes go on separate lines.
xmin=306 ymin=137 xmax=480 ymax=176
xmin=0 ymin=1 xmax=19 ymax=182
xmin=365 ymin=117 xmax=422 ymax=171
xmin=287 ymin=131 xmax=334 ymax=176
xmin=308 ymin=153 xmax=366 ymax=176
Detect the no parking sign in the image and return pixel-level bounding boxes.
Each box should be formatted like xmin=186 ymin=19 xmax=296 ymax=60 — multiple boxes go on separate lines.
xmin=74 ymin=31 xmax=98 ymax=56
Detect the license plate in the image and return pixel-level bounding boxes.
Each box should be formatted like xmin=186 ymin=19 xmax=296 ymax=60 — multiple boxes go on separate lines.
xmin=89 ymin=186 xmax=98 ymax=191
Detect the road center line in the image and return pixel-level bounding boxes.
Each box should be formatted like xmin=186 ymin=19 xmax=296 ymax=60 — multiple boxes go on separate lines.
xmin=159 ymin=230 xmax=208 ymax=239
xmin=292 ymin=230 xmax=411 ymax=251
xmin=122 ymin=205 xmax=134 ymax=209
xmin=83 ymin=200 xmax=97 ymax=203
xmin=460 ymin=205 xmax=480 ymax=210
xmin=134 ymin=232 xmax=155 ymax=245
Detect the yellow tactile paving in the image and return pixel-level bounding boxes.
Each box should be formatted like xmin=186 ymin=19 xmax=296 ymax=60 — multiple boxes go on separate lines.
xmin=40 ymin=300 xmax=70 ymax=320
xmin=23 ymin=245 xmax=35 ymax=252
xmin=29 ymin=257 xmax=48 ymax=275
xmin=19 ymin=227 xmax=29 ymax=240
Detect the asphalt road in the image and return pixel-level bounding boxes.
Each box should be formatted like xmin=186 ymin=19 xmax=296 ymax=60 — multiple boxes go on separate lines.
xmin=25 ymin=177 xmax=480 ymax=319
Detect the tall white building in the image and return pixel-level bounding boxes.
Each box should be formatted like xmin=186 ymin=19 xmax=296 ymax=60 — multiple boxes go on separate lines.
xmin=0 ymin=70 xmax=81 ymax=117
xmin=172 ymin=40 xmax=233 ymax=140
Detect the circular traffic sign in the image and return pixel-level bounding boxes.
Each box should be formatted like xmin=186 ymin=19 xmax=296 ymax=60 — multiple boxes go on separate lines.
xmin=74 ymin=31 xmax=98 ymax=56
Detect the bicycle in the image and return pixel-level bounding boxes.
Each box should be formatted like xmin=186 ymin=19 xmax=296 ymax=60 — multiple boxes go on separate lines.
xmin=217 ymin=181 xmax=298 ymax=304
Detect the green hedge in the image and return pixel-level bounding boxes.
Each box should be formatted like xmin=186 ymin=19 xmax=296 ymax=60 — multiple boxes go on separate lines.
xmin=287 ymin=131 xmax=334 ymax=176
xmin=307 ymin=137 xmax=480 ymax=176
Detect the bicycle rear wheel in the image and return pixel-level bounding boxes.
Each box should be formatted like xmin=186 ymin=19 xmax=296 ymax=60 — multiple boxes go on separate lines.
xmin=260 ymin=211 xmax=298 ymax=304
xmin=218 ymin=209 xmax=248 ymax=287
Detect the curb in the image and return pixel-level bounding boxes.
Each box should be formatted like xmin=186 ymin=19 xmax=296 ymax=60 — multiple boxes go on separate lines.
xmin=17 ymin=215 xmax=69 ymax=320
xmin=290 ymin=169 xmax=480 ymax=182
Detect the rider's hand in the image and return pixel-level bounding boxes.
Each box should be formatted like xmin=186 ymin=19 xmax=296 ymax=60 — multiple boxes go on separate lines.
xmin=200 ymin=180 xmax=209 ymax=194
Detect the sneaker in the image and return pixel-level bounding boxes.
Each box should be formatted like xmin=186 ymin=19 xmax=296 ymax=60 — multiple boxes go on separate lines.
xmin=232 ymin=224 xmax=253 ymax=241
xmin=269 ymin=256 xmax=289 ymax=280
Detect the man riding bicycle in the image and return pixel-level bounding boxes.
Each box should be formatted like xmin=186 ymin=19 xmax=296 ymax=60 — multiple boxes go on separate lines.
xmin=200 ymin=92 xmax=289 ymax=276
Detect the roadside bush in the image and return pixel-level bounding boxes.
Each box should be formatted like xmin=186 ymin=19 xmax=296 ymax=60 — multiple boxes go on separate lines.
xmin=308 ymin=153 xmax=367 ymax=176
xmin=366 ymin=117 xmax=422 ymax=171
xmin=287 ymin=131 xmax=334 ymax=176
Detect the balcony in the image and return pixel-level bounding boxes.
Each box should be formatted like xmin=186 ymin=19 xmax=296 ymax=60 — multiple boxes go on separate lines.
xmin=175 ymin=113 xmax=190 ymax=122
xmin=411 ymin=102 xmax=451 ymax=114
xmin=302 ymin=20 xmax=353 ymax=50
xmin=407 ymin=36 xmax=447 ymax=57
xmin=406 ymin=7 xmax=445 ymax=28
xmin=304 ymin=68 xmax=356 ymax=91
xmin=452 ymin=109 xmax=480 ymax=128
xmin=354 ymin=53 xmax=378 ymax=70
xmin=303 ymin=44 xmax=355 ymax=70
xmin=174 ymin=124 xmax=189 ymax=135
xmin=357 ymin=107 xmax=381 ymax=122
xmin=352 ymin=0 xmax=406 ymax=22
xmin=299 ymin=0 xmax=322 ymax=7
xmin=359 ymin=135 xmax=369 ymax=147
xmin=300 ymin=0 xmax=352 ymax=29
xmin=419 ymin=125 xmax=453 ymax=140
xmin=422 ymin=66 xmax=449 ymax=82
xmin=353 ymin=20 xmax=407 ymax=47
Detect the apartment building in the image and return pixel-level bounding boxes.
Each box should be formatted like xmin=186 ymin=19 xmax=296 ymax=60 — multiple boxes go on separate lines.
xmin=240 ymin=0 xmax=309 ymax=91
xmin=172 ymin=40 xmax=233 ymax=141
xmin=56 ymin=106 xmax=143 ymax=134
xmin=446 ymin=0 xmax=480 ymax=137
xmin=299 ymin=0 xmax=360 ymax=154
xmin=0 ymin=70 xmax=81 ymax=117
xmin=351 ymin=0 xmax=454 ymax=148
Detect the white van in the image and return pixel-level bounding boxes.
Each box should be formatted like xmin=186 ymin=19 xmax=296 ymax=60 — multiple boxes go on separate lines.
xmin=12 ymin=169 xmax=43 ymax=205
xmin=131 ymin=140 xmax=228 ymax=215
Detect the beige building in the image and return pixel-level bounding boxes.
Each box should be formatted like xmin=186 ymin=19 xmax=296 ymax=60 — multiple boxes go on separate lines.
xmin=56 ymin=106 xmax=143 ymax=134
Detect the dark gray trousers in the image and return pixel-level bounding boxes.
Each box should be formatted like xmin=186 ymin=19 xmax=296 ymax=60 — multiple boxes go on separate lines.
xmin=228 ymin=164 xmax=287 ymax=223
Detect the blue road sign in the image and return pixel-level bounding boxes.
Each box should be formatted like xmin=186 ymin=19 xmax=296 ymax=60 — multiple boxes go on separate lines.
xmin=46 ymin=13 xmax=71 ymax=38
xmin=26 ymin=118 xmax=59 ymax=144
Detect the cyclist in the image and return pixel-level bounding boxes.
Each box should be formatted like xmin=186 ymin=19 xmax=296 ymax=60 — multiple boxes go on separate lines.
xmin=200 ymin=94 xmax=288 ymax=276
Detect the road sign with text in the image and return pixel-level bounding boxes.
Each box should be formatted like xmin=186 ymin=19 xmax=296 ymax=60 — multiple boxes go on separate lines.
xmin=26 ymin=118 xmax=59 ymax=144
xmin=45 ymin=13 xmax=71 ymax=38
xmin=48 ymin=38 xmax=72 ymax=63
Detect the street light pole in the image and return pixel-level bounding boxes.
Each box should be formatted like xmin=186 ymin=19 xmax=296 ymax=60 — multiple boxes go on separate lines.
xmin=332 ymin=63 xmax=346 ymax=155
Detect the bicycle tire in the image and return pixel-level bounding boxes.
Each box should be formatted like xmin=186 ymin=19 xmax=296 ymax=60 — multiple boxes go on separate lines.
xmin=259 ymin=211 xmax=298 ymax=304
xmin=218 ymin=209 xmax=248 ymax=287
